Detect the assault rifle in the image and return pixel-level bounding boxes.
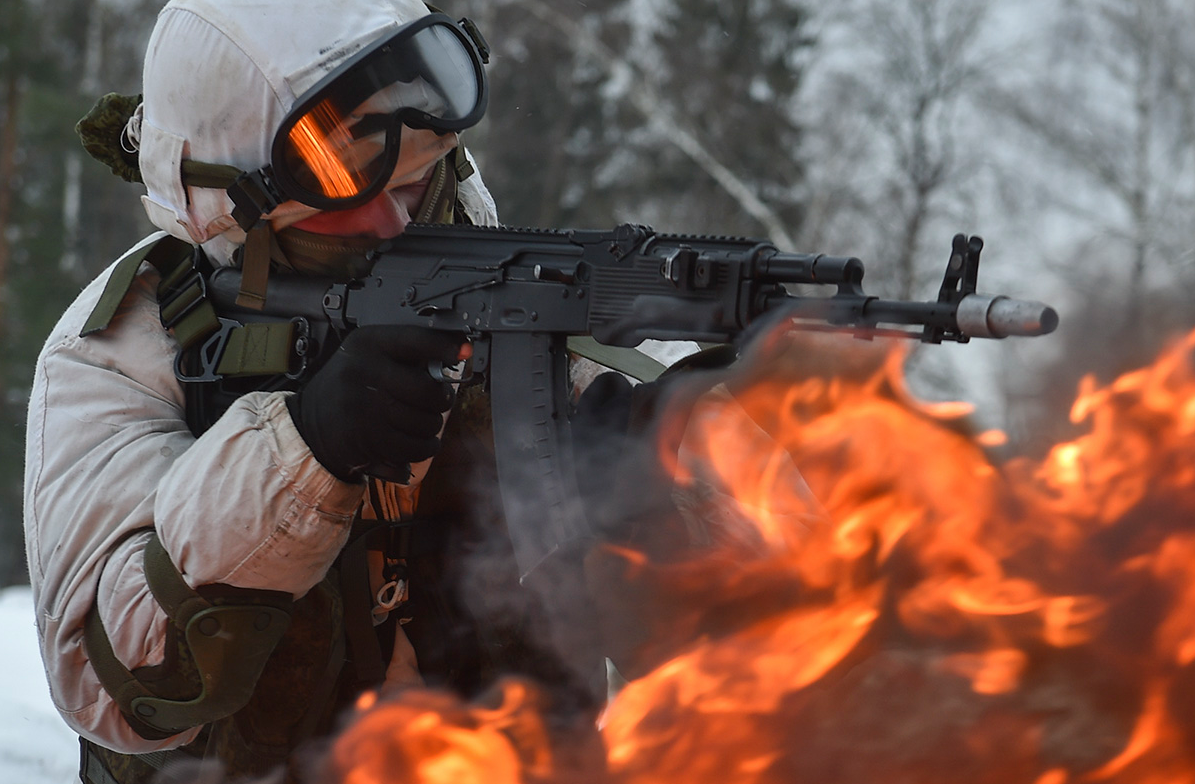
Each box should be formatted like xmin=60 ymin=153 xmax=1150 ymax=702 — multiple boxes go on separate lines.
xmin=204 ymin=223 xmax=1057 ymax=578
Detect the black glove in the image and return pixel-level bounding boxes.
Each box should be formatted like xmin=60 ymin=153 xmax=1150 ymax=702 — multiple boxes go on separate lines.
xmin=287 ymin=325 xmax=466 ymax=484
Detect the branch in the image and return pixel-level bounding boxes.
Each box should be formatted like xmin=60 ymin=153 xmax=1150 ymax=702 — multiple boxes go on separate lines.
xmin=516 ymin=0 xmax=798 ymax=250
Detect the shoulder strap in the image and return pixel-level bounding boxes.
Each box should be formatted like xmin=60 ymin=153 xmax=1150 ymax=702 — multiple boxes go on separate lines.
xmin=82 ymin=234 xmax=302 ymax=381
xmin=80 ymin=233 xmax=228 ymax=354
xmin=81 ymin=235 xmax=196 ymax=337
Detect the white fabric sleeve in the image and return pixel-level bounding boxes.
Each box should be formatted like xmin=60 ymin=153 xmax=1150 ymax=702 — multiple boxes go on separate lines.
xmin=24 ymin=247 xmax=364 ymax=752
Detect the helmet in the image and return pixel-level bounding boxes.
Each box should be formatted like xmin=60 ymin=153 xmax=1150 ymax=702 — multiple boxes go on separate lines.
xmin=132 ymin=0 xmax=497 ymax=264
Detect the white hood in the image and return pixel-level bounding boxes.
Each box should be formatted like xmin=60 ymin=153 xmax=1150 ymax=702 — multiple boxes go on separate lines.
xmin=133 ymin=0 xmax=497 ymax=264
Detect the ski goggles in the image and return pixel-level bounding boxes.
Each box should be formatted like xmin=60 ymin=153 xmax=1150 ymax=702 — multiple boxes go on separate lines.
xmin=225 ymin=13 xmax=489 ymax=229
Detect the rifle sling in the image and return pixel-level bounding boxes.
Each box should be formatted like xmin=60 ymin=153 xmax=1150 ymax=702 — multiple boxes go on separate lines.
xmin=82 ymin=235 xmax=297 ymax=378
xmin=82 ymin=235 xmax=196 ymax=338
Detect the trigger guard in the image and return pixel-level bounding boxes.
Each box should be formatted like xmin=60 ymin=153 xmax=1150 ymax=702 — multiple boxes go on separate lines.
xmin=428 ymin=358 xmax=471 ymax=383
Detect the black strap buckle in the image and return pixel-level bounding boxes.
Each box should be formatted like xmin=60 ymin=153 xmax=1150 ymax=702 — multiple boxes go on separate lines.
xmin=174 ymin=317 xmax=239 ymax=383
xmin=158 ymin=266 xmax=208 ymax=332
xmin=286 ymin=317 xmax=313 ymax=380
xmin=227 ymin=166 xmax=287 ymax=232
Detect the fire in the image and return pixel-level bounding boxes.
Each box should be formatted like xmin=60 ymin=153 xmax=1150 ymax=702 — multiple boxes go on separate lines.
xmin=323 ymin=680 xmax=555 ymax=784
xmin=324 ymin=328 xmax=1195 ymax=784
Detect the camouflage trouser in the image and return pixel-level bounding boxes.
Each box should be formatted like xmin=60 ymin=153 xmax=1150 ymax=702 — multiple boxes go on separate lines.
xmin=80 ymin=737 xmax=199 ymax=784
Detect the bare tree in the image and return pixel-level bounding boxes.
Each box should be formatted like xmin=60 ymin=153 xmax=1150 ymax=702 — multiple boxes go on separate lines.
xmin=983 ymin=0 xmax=1195 ymax=451
xmin=799 ymin=0 xmax=1003 ymax=298
xmin=990 ymin=0 xmax=1195 ymax=329
xmin=61 ymin=0 xmax=105 ymax=276
xmin=0 ymin=1 xmax=32 ymax=326
xmin=454 ymin=0 xmax=813 ymax=242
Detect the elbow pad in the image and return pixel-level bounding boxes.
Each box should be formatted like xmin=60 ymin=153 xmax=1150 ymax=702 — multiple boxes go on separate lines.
xmin=83 ymin=533 xmax=293 ymax=740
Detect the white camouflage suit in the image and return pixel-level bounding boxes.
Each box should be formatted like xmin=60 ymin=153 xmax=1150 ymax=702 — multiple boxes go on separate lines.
xmin=23 ymin=0 xmax=498 ymax=753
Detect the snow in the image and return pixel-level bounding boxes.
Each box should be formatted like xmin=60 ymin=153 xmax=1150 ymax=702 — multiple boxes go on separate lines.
xmin=0 ymin=586 xmax=79 ymax=784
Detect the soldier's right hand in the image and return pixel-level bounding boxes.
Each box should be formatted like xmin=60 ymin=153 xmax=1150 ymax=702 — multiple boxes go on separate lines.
xmin=287 ymin=325 xmax=466 ymax=484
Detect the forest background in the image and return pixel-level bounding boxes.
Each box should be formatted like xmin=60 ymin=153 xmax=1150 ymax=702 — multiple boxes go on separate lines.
xmin=2 ymin=0 xmax=1193 ymax=586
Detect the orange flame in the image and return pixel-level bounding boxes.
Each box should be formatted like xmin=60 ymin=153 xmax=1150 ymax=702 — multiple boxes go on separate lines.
xmin=326 ymin=680 xmax=554 ymax=784
xmin=325 ymin=328 xmax=1195 ymax=784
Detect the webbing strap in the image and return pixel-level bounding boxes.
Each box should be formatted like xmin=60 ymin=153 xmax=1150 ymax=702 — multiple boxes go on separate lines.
xmin=82 ymin=235 xmax=299 ymax=379
xmin=80 ymin=233 xmax=226 ymax=358
xmin=236 ymin=222 xmax=272 ymax=310
xmin=81 ymin=534 xmax=206 ymax=740
xmin=83 ymin=600 xmax=164 ymax=739
xmin=141 ymin=533 xmax=212 ymax=621
xmin=156 ymin=263 xmax=221 ymax=353
xmin=338 ymin=520 xmax=448 ymax=686
xmin=213 ymin=321 xmax=296 ymax=377
xmin=81 ymin=235 xmax=196 ymax=337
xmin=179 ymin=159 xmax=241 ymax=190
xmin=339 ymin=532 xmax=387 ymax=685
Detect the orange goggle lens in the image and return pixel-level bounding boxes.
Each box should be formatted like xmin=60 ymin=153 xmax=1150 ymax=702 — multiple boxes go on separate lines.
xmin=286 ymin=101 xmax=386 ymax=200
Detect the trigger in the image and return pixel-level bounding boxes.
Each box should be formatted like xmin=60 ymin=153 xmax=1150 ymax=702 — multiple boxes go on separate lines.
xmin=428 ymin=357 xmax=472 ymax=383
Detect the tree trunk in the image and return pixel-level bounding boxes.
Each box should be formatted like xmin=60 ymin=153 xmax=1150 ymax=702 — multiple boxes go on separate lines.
xmin=0 ymin=67 xmax=21 ymax=330
xmin=62 ymin=0 xmax=105 ymax=276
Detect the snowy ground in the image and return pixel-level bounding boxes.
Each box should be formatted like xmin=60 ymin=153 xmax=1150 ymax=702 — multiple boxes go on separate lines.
xmin=0 ymin=586 xmax=80 ymax=784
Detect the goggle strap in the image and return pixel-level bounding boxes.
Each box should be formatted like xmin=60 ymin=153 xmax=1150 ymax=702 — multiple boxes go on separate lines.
xmin=458 ymin=17 xmax=490 ymax=64
xmin=180 ymin=160 xmax=242 ymax=190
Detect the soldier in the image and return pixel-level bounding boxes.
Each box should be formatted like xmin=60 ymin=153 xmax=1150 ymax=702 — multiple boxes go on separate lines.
xmin=20 ymin=1 xmax=574 ymax=781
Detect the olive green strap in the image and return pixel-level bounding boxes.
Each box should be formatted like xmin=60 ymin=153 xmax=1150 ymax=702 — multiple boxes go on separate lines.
xmin=80 ymin=232 xmax=222 ymax=354
xmin=154 ymin=248 xmax=223 ymax=351
xmin=140 ymin=533 xmax=214 ymax=621
xmin=236 ymin=222 xmax=271 ymax=310
xmin=81 ymin=235 xmax=196 ymax=337
xmin=83 ymin=601 xmax=166 ymax=739
xmin=179 ymin=160 xmax=242 ymax=190
xmin=82 ymin=234 xmax=298 ymax=378
xmin=213 ymin=321 xmax=297 ymax=377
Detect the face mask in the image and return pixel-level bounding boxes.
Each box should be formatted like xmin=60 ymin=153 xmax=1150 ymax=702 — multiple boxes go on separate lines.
xmin=271 ymin=226 xmax=382 ymax=280
xmin=269 ymin=155 xmax=457 ymax=281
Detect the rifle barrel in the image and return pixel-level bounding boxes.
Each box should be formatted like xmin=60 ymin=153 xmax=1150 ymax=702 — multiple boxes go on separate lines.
xmin=767 ymin=292 xmax=1059 ymax=340
xmin=955 ymin=294 xmax=1058 ymax=338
